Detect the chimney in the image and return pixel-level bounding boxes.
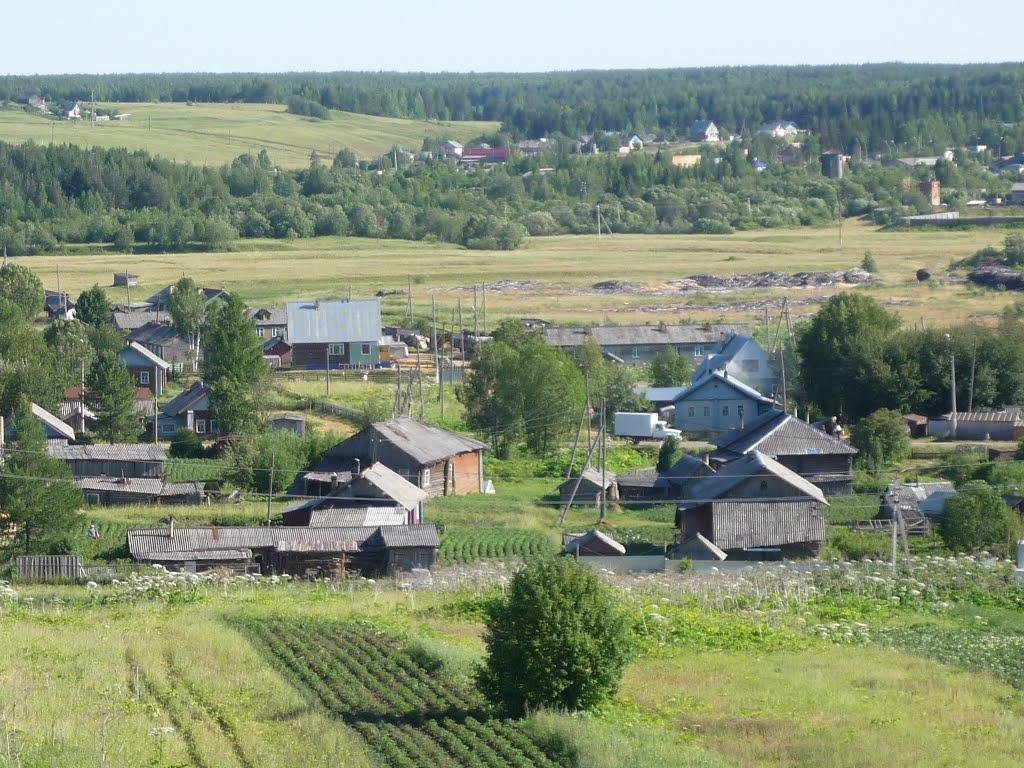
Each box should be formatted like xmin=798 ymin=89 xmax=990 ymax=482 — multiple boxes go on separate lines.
xmin=330 ymin=472 xmax=339 ymax=490
xmin=353 ymin=458 xmax=362 ymax=476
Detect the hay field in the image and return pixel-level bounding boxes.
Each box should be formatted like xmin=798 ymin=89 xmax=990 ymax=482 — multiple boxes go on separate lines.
xmin=0 ymin=102 xmax=498 ymax=167
xmin=19 ymin=219 xmax=1017 ymax=327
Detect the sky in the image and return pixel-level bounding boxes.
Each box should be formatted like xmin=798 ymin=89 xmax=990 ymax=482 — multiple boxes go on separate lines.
xmin=3 ymin=0 xmax=1023 ymax=74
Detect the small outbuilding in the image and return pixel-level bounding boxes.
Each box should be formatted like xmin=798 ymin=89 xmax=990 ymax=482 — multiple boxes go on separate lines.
xmin=562 ymin=530 xmax=626 ymax=556
xmin=558 ymin=467 xmax=618 ymax=506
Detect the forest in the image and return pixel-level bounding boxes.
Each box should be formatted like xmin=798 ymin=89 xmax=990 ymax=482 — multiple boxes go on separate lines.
xmin=0 ymin=135 xmax=1010 ymax=256
xmin=5 ymin=64 xmax=1024 ymax=151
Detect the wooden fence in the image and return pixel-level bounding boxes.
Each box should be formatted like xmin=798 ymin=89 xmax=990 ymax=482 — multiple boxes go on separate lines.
xmin=14 ymin=555 xmax=85 ymax=582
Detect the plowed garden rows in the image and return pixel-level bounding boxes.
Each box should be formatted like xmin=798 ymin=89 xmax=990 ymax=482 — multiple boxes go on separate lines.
xmin=438 ymin=529 xmax=555 ymax=565
xmin=243 ymin=618 xmax=571 ymax=768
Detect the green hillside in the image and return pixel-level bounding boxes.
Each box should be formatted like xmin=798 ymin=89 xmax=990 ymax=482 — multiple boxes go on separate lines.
xmin=0 ymin=102 xmax=498 ymax=168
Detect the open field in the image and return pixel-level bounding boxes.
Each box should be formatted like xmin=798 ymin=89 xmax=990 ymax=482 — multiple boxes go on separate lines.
xmin=0 ymin=102 xmax=498 ymax=168
xmin=17 ymin=220 xmax=1021 ymax=326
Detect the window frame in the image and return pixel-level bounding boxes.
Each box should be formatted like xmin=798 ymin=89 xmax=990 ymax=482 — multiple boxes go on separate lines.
xmin=139 ymin=370 xmax=150 ymax=386
xmin=361 ymin=342 xmax=371 ymax=355
xmin=195 ymin=419 xmax=207 ymax=435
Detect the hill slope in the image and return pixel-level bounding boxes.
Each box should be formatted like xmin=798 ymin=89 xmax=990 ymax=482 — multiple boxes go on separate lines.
xmin=0 ymin=102 xmax=497 ymax=168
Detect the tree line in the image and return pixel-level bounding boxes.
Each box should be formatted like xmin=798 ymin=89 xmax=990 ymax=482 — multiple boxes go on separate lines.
xmin=3 ymin=137 xmax=1010 ymax=256
xmin=6 ymin=65 xmax=1024 ymax=151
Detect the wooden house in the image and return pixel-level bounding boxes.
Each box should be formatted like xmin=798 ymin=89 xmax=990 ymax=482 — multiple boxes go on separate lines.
xmin=128 ymin=322 xmax=194 ymax=370
xmin=692 ymin=334 xmax=776 ymax=397
xmin=711 ymin=410 xmax=857 ymax=495
xmin=153 ymin=381 xmax=217 ymax=439
xmin=286 ymin=299 xmax=382 ymax=369
xmin=262 ymin=336 xmax=293 ymax=367
xmin=689 ymin=120 xmax=720 ymax=142
xmin=543 ymin=323 xmax=750 ymax=366
xmin=558 ymin=467 xmax=618 ymax=506
xmin=678 ymin=500 xmax=825 ymax=557
xmin=300 ymin=417 xmax=487 ymax=497
xmin=145 ymin=284 xmax=228 ymax=310
xmin=49 ymin=442 xmax=167 ymax=479
xmin=126 ymin=523 xmax=439 ymax=576
xmin=248 ymin=307 xmax=288 ymax=340
xmin=44 ymin=290 xmax=75 ymax=320
xmin=283 ymin=461 xmax=428 ymax=525
xmin=119 ymin=342 xmax=170 ymax=396
xmin=671 ymin=371 xmax=776 ymax=435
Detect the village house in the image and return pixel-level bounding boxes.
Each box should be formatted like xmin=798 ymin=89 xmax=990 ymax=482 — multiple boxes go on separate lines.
xmin=145 ymin=284 xmax=228 ymax=310
xmin=689 ymin=120 xmax=720 ymax=142
xmin=77 ymin=477 xmax=206 ymax=507
xmin=671 ymin=372 xmax=776 ymax=434
xmin=17 ymin=93 xmax=47 ymax=111
xmin=60 ymin=387 xmax=154 ymax=434
xmin=1012 ymin=182 xmax=1024 ymax=205
xmin=459 ymin=147 xmax=514 ymax=164
xmin=44 ymin=291 xmax=75 ymax=321
xmin=153 ymin=381 xmax=217 ymax=438
xmin=262 ymin=336 xmax=293 ymax=368
xmin=128 ymin=322 xmax=195 ymax=371
xmin=119 ymin=342 xmax=170 ymax=396
xmin=286 ymin=299 xmax=382 ymax=369
xmin=283 ymin=461 xmax=429 ymax=525
xmin=3 ymin=403 xmax=77 ymax=446
xmin=675 ymin=451 xmax=829 ymax=557
xmin=692 ymin=334 xmax=777 ymax=397
xmin=48 ymin=442 xmax=167 ymax=480
xmin=247 ymin=307 xmax=288 ymax=340
xmin=441 ymin=140 xmax=464 ymax=158
xmin=543 ymin=323 xmax=751 ymax=366
xmin=111 ymin=309 xmax=165 ymax=333
xmin=757 ymin=120 xmax=801 ymax=139
xmin=126 ymin=523 xmax=440 ymax=576
xmin=64 ymin=101 xmax=81 ymax=120
xmin=617 ymin=454 xmax=715 ymax=504
xmin=296 ymin=417 xmax=488 ymax=497
xmin=710 ymin=410 xmax=857 ymax=495
xmin=879 ymin=481 xmax=955 ymax=527
xmin=558 ymin=467 xmax=618 ymax=506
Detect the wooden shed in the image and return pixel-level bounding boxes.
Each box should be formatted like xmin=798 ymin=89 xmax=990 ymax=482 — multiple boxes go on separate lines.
xmin=679 ymin=499 xmax=825 ymax=557
xmin=49 ymin=443 xmax=167 ymax=479
xmin=558 ymin=468 xmax=618 ymax=506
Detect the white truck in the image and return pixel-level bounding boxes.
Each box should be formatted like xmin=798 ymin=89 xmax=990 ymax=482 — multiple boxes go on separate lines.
xmin=613 ymin=412 xmax=681 ymax=442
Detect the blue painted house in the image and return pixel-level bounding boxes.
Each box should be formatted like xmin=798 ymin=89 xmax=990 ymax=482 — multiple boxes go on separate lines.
xmin=672 ymin=371 xmax=775 ymax=435
xmin=119 ymin=342 xmax=171 ymax=396
xmin=693 ymin=334 xmax=776 ymax=397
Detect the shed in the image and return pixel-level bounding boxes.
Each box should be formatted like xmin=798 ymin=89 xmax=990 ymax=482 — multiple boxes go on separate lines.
xmin=269 ymin=413 xmax=306 ymax=436
xmin=558 ymin=467 xmax=618 ymax=505
xmin=674 ymin=532 xmax=727 ymax=561
xmin=679 ymin=499 xmax=825 ymax=556
xmin=49 ymin=442 xmax=166 ymax=479
xmin=562 ymin=530 xmax=626 ymax=556
xmin=904 ymin=413 xmax=928 ymax=438
xmin=113 ymin=272 xmax=140 ymax=287
xmin=284 ymin=461 xmax=428 ymax=525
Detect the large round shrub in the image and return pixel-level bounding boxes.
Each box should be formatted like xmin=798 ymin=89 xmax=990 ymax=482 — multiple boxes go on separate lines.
xmin=479 ymin=557 xmax=633 ymax=716
xmin=940 ymin=481 xmax=1021 ymax=557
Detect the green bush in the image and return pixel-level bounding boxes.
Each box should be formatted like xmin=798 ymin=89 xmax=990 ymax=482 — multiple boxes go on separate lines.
xmin=850 ymin=408 xmax=910 ymax=469
xmin=940 ymin=481 xmax=1021 ymax=557
xmin=169 ymin=428 xmax=206 ymax=459
xmin=479 ymin=558 xmax=633 ymax=716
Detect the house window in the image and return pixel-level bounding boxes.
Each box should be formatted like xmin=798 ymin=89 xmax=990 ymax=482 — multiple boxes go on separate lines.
xmin=421 ymin=467 xmax=431 ymax=488
xmin=703 ymin=406 xmax=710 ymax=417
xmin=688 ymin=406 xmax=695 ymax=417
xmin=139 ymin=370 xmax=150 ymax=385
xmin=161 ymin=422 xmax=175 ymax=434
xmin=257 ymin=327 xmax=265 ymax=338
xmin=329 ymin=343 xmax=346 ymax=356
xmin=631 ymin=346 xmax=640 ymax=359
xmin=361 ymin=342 xmax=371 ymax=355
xmin=759 ymin=480 xmax=768 ymax=491
xmin=86 ymin=493 xmax=100 ymax=505
xmin=722 ymin=406 xmax=729 ymax=416
xmin=693 ymin=346 xmax=704 ymax=357
xmin=195 ymin=419 xmax=207 ymax=435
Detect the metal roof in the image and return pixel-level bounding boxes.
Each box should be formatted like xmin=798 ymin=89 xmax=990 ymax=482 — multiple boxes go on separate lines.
xmin=562 ymin=530 xmax=626 ymax=555
xmin=693 ymin=334 xmax=755 ymax=378
xmin=308 ymin=508 xmax=407 ymax=527
xmin=671 ymin=371 xmax=773 ymax=405
xmin=934 ymin=410 xmax=1024 ymax=423
xmin=684 ymin=451 xmax=827 ymax=505
xmin=616 ymin=467 xmax=661 ymax=488
xmin=561 ymin=467 xmax=617 ymax=490
xmin=544 ymin=324 xmax=750 ymax=348
xmin=161 ymin=382 xmax=211 ymax=417
xmin=286 ymin=300 xmax=382 ymax=344
xmin=379 ymin=525 xmax=440 ymax=548
xmin=128 ymin=524 xmax=438 ymax=559
xmin=644 ymin=386 xmax=688 ymax=403
xmin=50 ymin=443 xmax=167 ymax=462
xmin=127 ymin=322 xmax=188 ymax=347
xmin=125 ymin=341 xmax=171 ymax=370
xmin=31 ymin=403 xmax=75 ymax=442
xmin=368 ymin=417 xmax=488 ymax=466
xmin=712 ymin=410 xmax=857 ymax=459
xmin=357 ymin=461 xmax=429 ymax=511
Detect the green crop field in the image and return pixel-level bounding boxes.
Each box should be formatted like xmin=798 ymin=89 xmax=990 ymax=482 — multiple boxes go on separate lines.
xmin=0 ymin=102 xmax=498 ymax=168
xmin=17 ymin=219 xmax=1022 ymax=327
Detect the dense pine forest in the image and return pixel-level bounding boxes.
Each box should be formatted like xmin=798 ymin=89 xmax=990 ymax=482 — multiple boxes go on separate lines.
xmin=4 ymin=64 xmax=1024 ymax=150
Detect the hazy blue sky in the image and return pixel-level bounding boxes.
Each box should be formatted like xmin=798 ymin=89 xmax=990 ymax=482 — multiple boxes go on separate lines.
xmin=4 ymin=0 xmax=1023 ymax=74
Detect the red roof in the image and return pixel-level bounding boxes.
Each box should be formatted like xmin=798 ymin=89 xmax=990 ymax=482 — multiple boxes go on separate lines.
xmin=461 ymin=148 xmax=513 ymax=160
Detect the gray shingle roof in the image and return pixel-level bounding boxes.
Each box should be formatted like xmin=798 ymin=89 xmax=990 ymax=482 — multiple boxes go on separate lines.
xmin=712 ymin=411 xmax=857 ymax=459
xmin=702 ymin=499 xmax=825 ymax=550
xmin=544 ymin=324 xmax=750 ymax=348
xmin=369 ymin=417 xmax=488 ymax=466
xmin=125 ymin=341 xmax=171 ymax=370
xmin=671 ymin=371 xmax=773 ymax=405
xmin=112 ymin=311 xmax=166 ymax=331
xmin=616 ymin=467 xmax=661 ymax=489
xmin=358 ymin=461 xmax=429 ymax=511
xmin=248 ymin=307 xmax=288 ymax=325
xmin=31 ymin=403 xmax=75 ymax=442
xmin=379 ymin=525 xmax=440 ymax=548
xmin=49 ymin=443 xmax=167 ymax=462
xmin=286 ymin=300 xmax=381 ymax=344
xmin=161 ymin=382 xmax=211 ymax=417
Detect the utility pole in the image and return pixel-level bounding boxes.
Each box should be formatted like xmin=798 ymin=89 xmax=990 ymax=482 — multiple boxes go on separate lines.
xmin=472 ymin=285 xmax=479 ymax=340
xmin=945 ymin=333 xmax=957 ymax=438
xmin=596 ymin=204 xmax=602 ymax=238
xmin=325 ymin=348 xmax=331 ymax=396
xmin=407 ymin=276 xmax=413 ymax=326
xmin=481 ymin=286 xmax=487 ymax=335
xmin=438 ymin=314 xmax=446 ymax=421
xmin=968 ymin=335 xmax=978 ymax=413
xmin=457 ymin=298 xmax=464 ymax=363
xmin=779 ymin=342 xmax=788 ymax=413
xmin=431 ymin=294 xmax=439 ymax=386
xmin=598 ymin=400 xmax=608 ymax=524
xmin=416 ymin=353 xmax=425 ymax=419
xmin=266 ymin=453 xmax=275 ymax=525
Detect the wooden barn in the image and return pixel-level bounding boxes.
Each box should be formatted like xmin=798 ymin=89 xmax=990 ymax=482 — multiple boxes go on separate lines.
xmin=77 ymin=477 xmax=205 ymax=506
xmin=300 ymin=417 xmax=488 ymax=497
xmin=678 ymin=500 xmax=825 ymax=557
xmin=558 ymin=468 xmax=618 ymax=506
xmin=49 ymin=443 xmax=166 ymax=479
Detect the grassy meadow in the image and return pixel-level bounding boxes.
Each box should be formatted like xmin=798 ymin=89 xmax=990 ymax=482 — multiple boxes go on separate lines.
xmin=0 ymin=102 xmax=498 ymax=167
xmin=18 ymin=219 xmax=1021 ymax=327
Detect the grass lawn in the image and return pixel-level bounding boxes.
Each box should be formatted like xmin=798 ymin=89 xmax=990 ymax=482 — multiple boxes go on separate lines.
xmin=17 ymin=220 xmax=1022 ymax=327
xmin=0 ymin=102 xmax=497 ymax=167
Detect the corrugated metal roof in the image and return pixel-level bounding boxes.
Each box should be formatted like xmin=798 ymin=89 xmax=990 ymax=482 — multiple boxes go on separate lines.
xmin=934 ymin=410 xmax=1023 ymax=423
xmin=544 ymin=324 xmax=749 ymax=348
xmin=286 ymin=300 xmax=382 ymax=344
xmin=308 ymin=508 xmax=407 ymax=527
xmin=644 ymin=386 xmax=688 ymax=402
xmin=127 ymin=524 xmax=439 ymax=559
xmin=369 ymin=417 xmax=488 ymax=466
xmin=379 ymin=525 xmax=440 ymax=548
xmin=50 ymin=443 xmax=167 ymax=462
xmin=77 ymin=477 xmax=165 ymax=495
xmin=693 ymin=334 xmax=756 ymax=378
xmin=684 ymin=451 xmax=827 ymax=505
xmin=713 ymin=410 xmax=857 ymax=458
xmin=148 ymin=549 xmax=252 ymax=562
xmin=358 ymin=461 xmax=429 ymax=511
